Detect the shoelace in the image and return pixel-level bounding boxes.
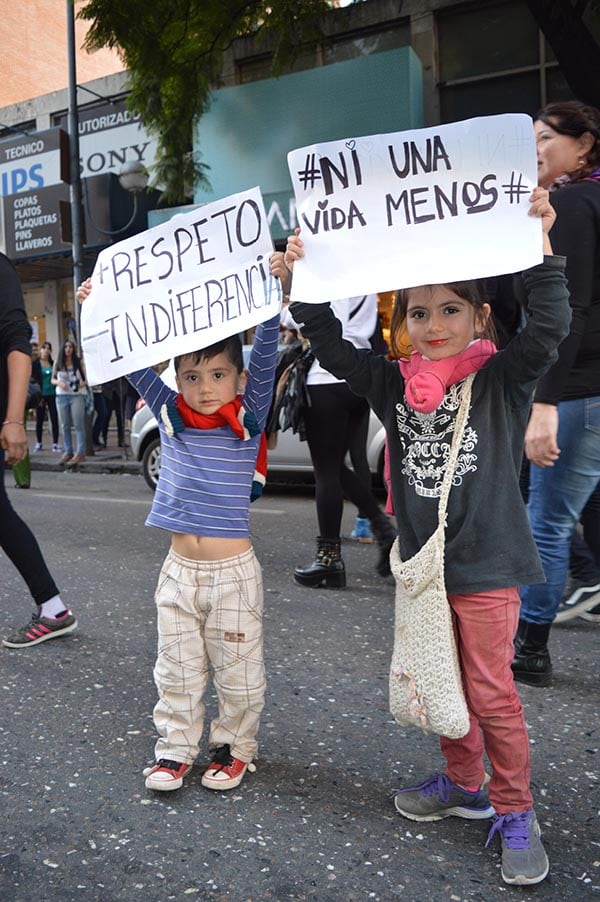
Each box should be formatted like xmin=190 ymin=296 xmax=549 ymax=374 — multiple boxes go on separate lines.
xmin=156 ymin=759 xmax=186 ymax=771
xmin=210 ymin=745 xmax=234 ymax=773
xmin=485 ymin=811 xmax=530 ymax=849
xmin=394 ymin=773 xmax=456 ymax=802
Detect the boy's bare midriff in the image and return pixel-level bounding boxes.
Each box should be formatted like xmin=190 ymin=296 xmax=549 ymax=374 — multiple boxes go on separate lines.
xmin=171 ymin=532 xmax=252 ymax=561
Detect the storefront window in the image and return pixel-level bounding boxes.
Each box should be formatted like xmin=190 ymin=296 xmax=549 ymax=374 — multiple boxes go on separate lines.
xmin=23 ymin=286 xmax=45 ymax=349
xmin=236 ymin=23 xmax=409 ymax=84
xmin=438 ymin=0 xmax=572 ymax=122
xmin=439 ymin=1 xmax=539 ymax=82
xmin=59 ymin=280 xmax=78 ymax=346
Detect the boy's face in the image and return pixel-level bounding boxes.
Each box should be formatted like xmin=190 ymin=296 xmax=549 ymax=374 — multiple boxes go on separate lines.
xmin=176 ymin=350 xmax=247 ymax=414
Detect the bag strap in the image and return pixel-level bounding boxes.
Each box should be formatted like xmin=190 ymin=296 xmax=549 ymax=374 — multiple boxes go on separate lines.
xmin=436 ymin=372 xmax=475 ymax=529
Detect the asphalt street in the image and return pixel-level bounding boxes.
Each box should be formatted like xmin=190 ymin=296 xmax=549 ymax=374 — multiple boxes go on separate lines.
xmin=0 ymin=469 xmax=598 ymax=902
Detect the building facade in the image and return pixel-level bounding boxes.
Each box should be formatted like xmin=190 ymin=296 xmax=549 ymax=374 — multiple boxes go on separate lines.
xmin=0 ymin=0 xmax=578 ymax=350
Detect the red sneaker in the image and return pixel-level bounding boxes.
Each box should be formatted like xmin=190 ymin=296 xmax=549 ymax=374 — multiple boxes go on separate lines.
xmin=201 ymin=744 xmax=256 ymax=790
xmin=143 ymin=758 xmax=192 ymax=791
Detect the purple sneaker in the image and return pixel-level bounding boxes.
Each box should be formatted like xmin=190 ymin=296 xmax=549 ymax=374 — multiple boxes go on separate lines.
xmin=393 ymin=772 xmax=494 ymax=822
xmin=486 ymin=809 xmax=549 ymax=885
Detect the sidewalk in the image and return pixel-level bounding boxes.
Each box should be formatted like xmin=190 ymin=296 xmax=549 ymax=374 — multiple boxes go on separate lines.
xmin=24 ymin=423 xmax=141 ymax=476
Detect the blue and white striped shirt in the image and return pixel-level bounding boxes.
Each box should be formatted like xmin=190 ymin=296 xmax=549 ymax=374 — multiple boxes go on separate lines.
xmin=128 ymin=315 xmax=280 ymax=539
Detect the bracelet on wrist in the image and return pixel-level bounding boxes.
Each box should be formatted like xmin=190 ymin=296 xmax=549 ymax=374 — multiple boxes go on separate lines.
xmin=2 ymin=419 xmax=24 ymax=426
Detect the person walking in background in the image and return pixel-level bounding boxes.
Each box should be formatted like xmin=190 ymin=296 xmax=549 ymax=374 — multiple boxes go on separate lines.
xmin=52 ymin=339 xmax=87 ymax=466
xmin=32 ymin=341 xmax=61 ymax=452
xmin=0 ymin=252 xmax=77 ymax=649
xmin=91 ymin=383 xmax=110 ymax=450
xmin=513 ymin=101 xmax=600 ymax=685
xmin=272 ymin=254 xmax=396 ymax=586
xmin=284 ymin=190 xmax=568 ymax=887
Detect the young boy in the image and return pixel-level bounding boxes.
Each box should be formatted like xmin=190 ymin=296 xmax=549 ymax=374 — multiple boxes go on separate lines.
xmin=79 ymin=278 xmax=280 ymax=792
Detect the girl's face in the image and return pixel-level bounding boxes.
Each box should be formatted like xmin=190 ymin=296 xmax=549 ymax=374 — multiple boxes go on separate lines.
xmin=40 ymin=343 xmax=51 ymax=359
xmin=64 ymin=341 xmax=74 ymax=357
xmin=405 ymin=285 xmax=490 ymax=361
xmin=534 ymin=119 xmax=592 ymax=188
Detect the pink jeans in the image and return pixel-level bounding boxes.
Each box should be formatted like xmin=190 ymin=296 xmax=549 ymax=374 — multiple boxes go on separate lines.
xmin=442 ymin=587 xmax=533 ymax=814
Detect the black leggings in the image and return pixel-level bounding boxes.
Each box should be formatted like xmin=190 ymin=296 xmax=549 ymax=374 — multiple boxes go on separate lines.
xmin=304 ymin=382 xmax=382 ymax=539
xmin=35 ymin=395 xmax=59 ymax=444
xmin=0 ymin=451 xmax=59 ymax=605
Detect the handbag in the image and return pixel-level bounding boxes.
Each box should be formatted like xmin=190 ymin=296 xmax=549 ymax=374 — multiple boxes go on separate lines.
xmin=266 ymin=340 xmax=314 ymax=442
xmin=388 ymin=373 xmax=475 ymax=739
xmin=26 ymin=378 xmax=41 ymax=410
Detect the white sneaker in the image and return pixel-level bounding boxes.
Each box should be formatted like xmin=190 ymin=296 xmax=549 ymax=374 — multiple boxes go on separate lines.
xmin=52 ymin=444 xmax=63 ymax=452
xmin=33 ymin=443 xmax=42 ymax=452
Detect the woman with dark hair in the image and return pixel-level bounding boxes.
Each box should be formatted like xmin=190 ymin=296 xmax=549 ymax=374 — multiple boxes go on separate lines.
xmin=32 ymin=341 xmax=61 ymax=452
xmin=52 ymin=338 xmax=87 ymax=465
xmin=513 ymin=100 xmax=600 ymax=686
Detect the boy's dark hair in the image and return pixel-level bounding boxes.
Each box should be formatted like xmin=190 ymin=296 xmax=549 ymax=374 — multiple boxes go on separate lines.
xmin=390 ymin=280 xmax=498 ymax=358
xmin=174 ymin=334 xmax=244 ymax=374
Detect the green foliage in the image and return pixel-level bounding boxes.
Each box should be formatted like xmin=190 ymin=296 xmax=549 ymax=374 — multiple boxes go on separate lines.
xmin=78 ymin=0 xmax=335 ymax=203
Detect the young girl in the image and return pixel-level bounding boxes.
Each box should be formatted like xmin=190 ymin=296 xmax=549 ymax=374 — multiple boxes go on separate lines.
xmin=283 ymin=187 xmax=570 ymax=887
xmin=52 ymin=339 xmax=87 ymax=465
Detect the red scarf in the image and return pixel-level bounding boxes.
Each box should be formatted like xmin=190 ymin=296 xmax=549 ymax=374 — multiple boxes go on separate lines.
xmin=161 ymin=394 xmax=267 ymax=501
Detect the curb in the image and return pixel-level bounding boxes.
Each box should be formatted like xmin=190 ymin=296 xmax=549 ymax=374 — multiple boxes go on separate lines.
xmin=29 ymin=458 xmax=142 ymax=476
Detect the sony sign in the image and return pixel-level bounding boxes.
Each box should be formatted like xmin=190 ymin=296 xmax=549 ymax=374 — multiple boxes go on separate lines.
xmin=55 ymin=98 xmax=159 ymax=183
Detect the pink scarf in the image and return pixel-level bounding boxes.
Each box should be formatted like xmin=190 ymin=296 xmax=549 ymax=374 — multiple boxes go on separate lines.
xmin=383 ymin=339 xmax=497 ymax=513
xmin=399 ymin=339 xmax=497 ymax=413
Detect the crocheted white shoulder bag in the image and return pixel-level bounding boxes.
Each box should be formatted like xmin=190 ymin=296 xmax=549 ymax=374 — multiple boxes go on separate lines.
xmin=389 ymin=373 xmax=474 ymax=739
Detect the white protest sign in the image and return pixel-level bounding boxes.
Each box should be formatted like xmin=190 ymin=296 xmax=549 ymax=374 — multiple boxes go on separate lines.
xmin=287 ymin=114 xmax=541 ymax=302
xmin=81 ymin=186 xmax=280 ymax=384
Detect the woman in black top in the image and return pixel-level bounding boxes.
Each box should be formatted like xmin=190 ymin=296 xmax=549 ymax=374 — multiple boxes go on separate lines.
xmin=514 ymin=101 xmax=600 ymax=685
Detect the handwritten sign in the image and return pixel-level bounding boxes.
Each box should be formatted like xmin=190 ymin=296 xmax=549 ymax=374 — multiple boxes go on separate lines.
xmin=81 ymin=186 xmax=280 ymax=384
xmin=287 ymin=114 xmax=541 ymax=303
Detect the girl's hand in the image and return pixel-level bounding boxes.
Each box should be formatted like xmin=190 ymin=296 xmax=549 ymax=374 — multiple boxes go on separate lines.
xmin=0 ymin=422 xmax=28 ymax=465
xmin=77 ymin=278 xmax=92 ymax=304
xmin=524 ymin=402 xmax=560 ymax=467
xmin=269 ymin=252 xmax=292 ymax=296
xmin=284 ymin=228 xmax=304 ymax=270
xmin=528 ymin=186 xmax=555 ymax=254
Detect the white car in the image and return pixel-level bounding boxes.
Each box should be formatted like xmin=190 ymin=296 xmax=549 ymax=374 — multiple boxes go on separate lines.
xmin=129 ymin=349 xmax=387 ymax=490
xmin=130 ymin=396 xmax=387 ymax=490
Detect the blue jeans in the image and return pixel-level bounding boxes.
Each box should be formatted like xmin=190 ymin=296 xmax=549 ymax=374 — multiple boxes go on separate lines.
xmin=56 ymin=394 xmax=86 ymax=456
xmin=520 ymin=396 xmax=600 ymax=624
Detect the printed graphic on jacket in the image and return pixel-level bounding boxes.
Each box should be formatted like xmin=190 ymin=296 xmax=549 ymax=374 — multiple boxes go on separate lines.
xmin=395 ymin=381 xmax=478 ymax=498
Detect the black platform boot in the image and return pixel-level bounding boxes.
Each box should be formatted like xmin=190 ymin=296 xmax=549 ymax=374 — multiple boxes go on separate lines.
xmin=511 ymin=622 xmax=552 ymax=687
xmin=369 ymin=511 xmax=398 ymax=578
xmin=294 ymin=537 xmax=346 ymax=589
xmin=513 ymin=618 xmax=528 ymax=655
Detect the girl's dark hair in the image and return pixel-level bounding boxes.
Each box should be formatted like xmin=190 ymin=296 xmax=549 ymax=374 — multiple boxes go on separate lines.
xmin=174 ymin=334 xmax=244 ymax=374
xmin=40 ymin=342 xmax=53 ymax=364
xmin=536 ymin=100 xmax=600 ymax=177
xmin=390 ymin=280 xmax=498 ymax=359
xmin=57 ymin=339 xmax=82 ymax=374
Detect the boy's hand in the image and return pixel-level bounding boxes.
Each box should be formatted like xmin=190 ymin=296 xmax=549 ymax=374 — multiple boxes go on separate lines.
xmin=269 ymin=252 xmax=291 ymax=296
xmin=76 ymin=278 xmax=92 ymax=305
xmin=284 ymin=228 xmax=304 ymax=271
